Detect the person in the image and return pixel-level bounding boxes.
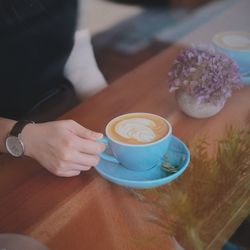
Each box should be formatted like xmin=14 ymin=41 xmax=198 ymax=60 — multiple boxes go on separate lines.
xmin=0 ymin=0 xmax=106 ymax=177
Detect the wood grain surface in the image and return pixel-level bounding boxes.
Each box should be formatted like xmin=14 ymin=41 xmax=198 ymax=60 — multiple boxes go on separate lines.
xmin=1 ymin=42 xmax=249 ymax=249
xmin=1 ymin=1 xmax=250 ymax=249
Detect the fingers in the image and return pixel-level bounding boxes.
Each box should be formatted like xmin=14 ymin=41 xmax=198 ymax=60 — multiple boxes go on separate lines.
xmin=52 ymin=163 xmax=92 ymax=177
xmin=63 ymin=151 xmax=100 ymax=167
xmin=67 ymin=120 xmax=103 ymax=140
xmin=71 ymin=136 xmax=106 ymax=154
xmin=62 ymin=163 xmax=92 ymax=172
xmin=55 ymin=170 xmax=81 ymax=177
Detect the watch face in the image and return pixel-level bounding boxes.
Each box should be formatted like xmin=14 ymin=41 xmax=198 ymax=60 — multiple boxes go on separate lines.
xmin=5 ymin=136 xmax=24 ymax=157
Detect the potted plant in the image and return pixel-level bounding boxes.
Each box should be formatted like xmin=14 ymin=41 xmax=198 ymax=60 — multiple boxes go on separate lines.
xmin=168 ymin=46 xmax=243 ymax=118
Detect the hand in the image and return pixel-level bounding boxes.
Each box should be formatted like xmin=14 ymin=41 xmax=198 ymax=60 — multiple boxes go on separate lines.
xmin=21 ymin=120 xmax=106 ymax=177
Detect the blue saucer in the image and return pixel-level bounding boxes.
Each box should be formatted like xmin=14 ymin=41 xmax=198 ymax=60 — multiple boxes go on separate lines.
xmin=96 ymin=135 xmax=190 ymax=189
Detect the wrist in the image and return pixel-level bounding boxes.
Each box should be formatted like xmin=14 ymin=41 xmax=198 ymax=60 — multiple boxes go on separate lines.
xmin=4 ymin=120 xmax=35 ymax=157
xmin=0 ymin=118 xmax=16 ymax=153
xmin=21 ymin=123 xmax=37 ymax=157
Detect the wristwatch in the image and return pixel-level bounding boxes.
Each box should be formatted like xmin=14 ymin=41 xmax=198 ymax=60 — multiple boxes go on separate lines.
xmin=5 ymin=120 xmax=34 ymax=157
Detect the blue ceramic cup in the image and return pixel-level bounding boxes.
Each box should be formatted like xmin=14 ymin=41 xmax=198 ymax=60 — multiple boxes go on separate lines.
xmin=100 ymin=113 xmax=172 ymax=171
xmin=212 ymin=31 xmax=250 ymax=82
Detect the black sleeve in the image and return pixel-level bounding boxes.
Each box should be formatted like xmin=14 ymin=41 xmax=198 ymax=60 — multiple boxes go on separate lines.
xmin=0 ymin=0 xmax=77 ymax=119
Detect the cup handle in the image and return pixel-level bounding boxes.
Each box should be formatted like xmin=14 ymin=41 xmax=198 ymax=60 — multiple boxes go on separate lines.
xmin=98 ymin=137 xmax=120 ymax=164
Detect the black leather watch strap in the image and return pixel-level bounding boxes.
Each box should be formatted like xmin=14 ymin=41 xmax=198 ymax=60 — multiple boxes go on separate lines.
xmin=10 ymin=120 xmax=34 ymax=136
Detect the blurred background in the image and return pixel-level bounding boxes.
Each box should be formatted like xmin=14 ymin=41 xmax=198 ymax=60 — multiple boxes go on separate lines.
xmin=77 ymin=0 xmax=234 ymax=82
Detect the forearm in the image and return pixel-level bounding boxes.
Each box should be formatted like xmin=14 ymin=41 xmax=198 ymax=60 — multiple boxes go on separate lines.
xmin=0 ymin=118 xmax=16 ymax=153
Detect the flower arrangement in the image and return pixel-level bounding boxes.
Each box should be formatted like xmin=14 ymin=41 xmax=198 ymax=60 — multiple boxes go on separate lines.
xmin=168 ymin=46 xmax=243 ymax=105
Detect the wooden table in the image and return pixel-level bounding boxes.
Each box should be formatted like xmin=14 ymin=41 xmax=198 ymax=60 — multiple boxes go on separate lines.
xmin=1 ymin=1 xmax=250 ymax=249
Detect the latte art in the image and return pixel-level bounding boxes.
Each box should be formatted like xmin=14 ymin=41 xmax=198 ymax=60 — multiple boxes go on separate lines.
xmin=115 ymin=118 xmax=156 ymax=143
xmin=223 ymin=35 xmax=249 ymax=48
xmin=107 ymin=113 xmax=169 ymax=145
xmin=213 ymin=31 xmax=250 ymax=50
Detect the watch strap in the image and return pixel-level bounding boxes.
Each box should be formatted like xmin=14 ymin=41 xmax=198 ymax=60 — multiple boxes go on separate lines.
xmin=10 ymin=120 xmax=34 ymax=136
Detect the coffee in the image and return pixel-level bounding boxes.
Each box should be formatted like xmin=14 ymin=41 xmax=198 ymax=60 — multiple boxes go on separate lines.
xmin=106 ymin=113 xmax=169 ymax=145
xmin=102 ymin=113 xmax=172 ymax=171
xmin=213 ymin=31 xmax=250 ymax=50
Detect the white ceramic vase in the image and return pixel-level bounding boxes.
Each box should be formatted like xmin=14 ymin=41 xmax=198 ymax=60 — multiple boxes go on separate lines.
xmin=175 ymin=90 xmax=226 ymax=119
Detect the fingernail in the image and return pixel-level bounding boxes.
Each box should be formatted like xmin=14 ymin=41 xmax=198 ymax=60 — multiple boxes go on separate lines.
xmin=95 ymin=133 xmax=103 ymax=139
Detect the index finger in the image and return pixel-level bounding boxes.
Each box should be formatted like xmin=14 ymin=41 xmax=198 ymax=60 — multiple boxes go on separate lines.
xmin=68 ymin=120 xmax=103 ymax=140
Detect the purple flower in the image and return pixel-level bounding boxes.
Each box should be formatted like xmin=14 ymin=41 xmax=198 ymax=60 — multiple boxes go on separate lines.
xmin=168 ymin=45 xmax=243 ymax=105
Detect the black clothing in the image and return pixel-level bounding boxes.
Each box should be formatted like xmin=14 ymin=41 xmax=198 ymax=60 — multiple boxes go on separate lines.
xmin=0 ymin=0 xmax=78 ymax=119
xmin=109 ymin=0 xmax=168 ymax=6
